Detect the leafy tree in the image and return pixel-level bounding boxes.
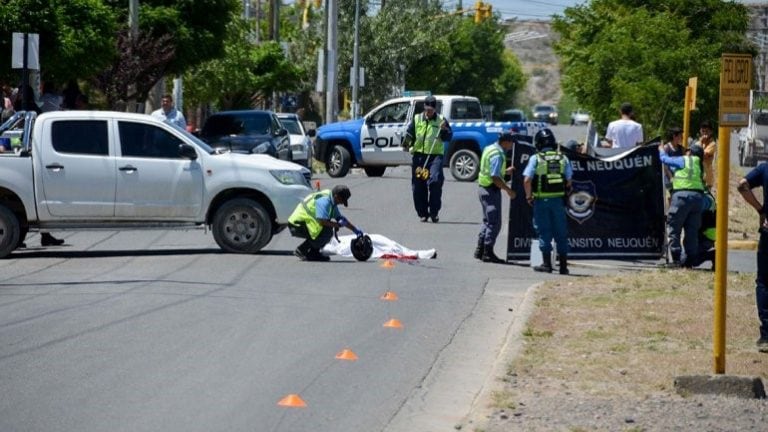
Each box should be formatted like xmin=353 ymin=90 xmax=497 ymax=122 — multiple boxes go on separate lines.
xmin=183 ymin=20 xmax=304 ymax=110
xmin=553 ymin=0 xmax=753 ymax=135
xmin=0 ymin=0 xmax=117 ymax=84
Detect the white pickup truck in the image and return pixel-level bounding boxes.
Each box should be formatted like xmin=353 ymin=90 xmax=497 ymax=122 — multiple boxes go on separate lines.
xmin=0 ymin=111 xmax=313 ymax=258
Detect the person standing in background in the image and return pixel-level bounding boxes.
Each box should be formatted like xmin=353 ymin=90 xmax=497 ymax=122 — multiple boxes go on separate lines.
xmin=603 ymin=102 xmax=643 ymax=149
xmin=696 ymin=121 xmax=717 ymax=190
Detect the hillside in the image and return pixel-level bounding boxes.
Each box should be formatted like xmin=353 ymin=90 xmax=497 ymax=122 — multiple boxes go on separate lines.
xmin=503 ymin=20 xmax=561 ymax=109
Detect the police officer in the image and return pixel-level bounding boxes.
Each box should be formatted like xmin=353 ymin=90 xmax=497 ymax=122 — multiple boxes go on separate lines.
xmin=738 ymin=164 xmax=768 ymax=352
xmin=523 ymin=129 xmax=573 ymax=274
xmin=475 ymin=133 xmax=517 ymax=263
xmin=659 ymin=143 xmax=706 ymax=267
xmin=288 ymin=185 xmax=363 ymax=261
xmin=402 ymin=96 xmax=453 ymax=222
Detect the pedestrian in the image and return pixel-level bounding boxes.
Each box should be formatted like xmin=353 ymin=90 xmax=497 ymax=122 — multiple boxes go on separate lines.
xmin=523 ymin=128 xmax=573 ymax=274
xmin=690 ymin=191 xmax=716 ymax=270
xmin=659 ymin=143 xmax=706 ymax=267
xmin=475 ymin=133 xmax=517 ymax=263
xmin=661 ymin=127 xmax=684 ymax=196
xmin=151 ymin=94 xmax=187 ymax=130
xmin=603 ymin=102 xmax=643 ymax=149
xmin=39 ymin=81 xmax=62 ymax=112
xmin=402 ymin=95 xmax=452 ymax=223
xmin=288 ymin=185 xmax=364 ymax=261
xmin=696 ymin=121 xmax=717 ymax=189
xmin=736 ymin=167 xmax=768 ymax=353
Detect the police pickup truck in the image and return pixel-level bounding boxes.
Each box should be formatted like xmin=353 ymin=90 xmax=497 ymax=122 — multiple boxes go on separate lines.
xmin=0 ymin=111 xmax=313 ymax=258
xmin=314 ymin=95 xmax=547 ymax=181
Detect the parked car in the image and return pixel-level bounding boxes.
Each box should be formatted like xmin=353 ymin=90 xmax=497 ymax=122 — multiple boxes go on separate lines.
xmin=199 ymin=110 xmax=291 ymax=161
xmin=570 ymin=109 xmax=590 ymax=126
xmin=276 ymin=112 xmax=314 ymax=168
xmin=532 ymin=104 xmax=558 ymax=125
xmin=499 ymin=109 xmax=527 ymax=122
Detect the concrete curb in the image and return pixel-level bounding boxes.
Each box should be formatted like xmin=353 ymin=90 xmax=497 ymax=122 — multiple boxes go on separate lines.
xmin=728 ymin=240 xmax=758 ymax=250
xmin=674 ymin=375 xmax=766 ymax=399
xmin=463 ymin=282 xmax=543 ymax=428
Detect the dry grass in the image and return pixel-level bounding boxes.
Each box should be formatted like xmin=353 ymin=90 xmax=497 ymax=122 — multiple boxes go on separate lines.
xmin=506 ymin=270 xmax=766 ymax=401
xmin=728 ymin=164 xmax=760 ymax=241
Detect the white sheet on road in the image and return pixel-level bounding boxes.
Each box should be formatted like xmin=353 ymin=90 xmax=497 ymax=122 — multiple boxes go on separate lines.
xmin=321 ymin=233 xmax=437 ymax=260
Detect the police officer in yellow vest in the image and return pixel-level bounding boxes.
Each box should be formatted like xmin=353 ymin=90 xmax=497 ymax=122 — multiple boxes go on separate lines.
xmin=475 ymin=133 xmax=517 ymax=263
xmin=523 ymin=129 xmax=573 ymax=274
xmin=402 ymin=96 xmax=452 ymax=223
xmin=659 ymin=143 xmax=706 ymax=267
xmin=288 ymin=185 xmax=363 ymax=261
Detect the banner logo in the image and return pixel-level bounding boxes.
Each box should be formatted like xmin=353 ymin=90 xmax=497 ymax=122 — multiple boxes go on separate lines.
xmin=566 ymin=180 xmax=597 ymax=224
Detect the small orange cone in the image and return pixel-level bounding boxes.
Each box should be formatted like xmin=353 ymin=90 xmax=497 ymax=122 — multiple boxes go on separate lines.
xmin=380 ymin=260 xmax=395 ymax=269
xmin=335 ymin=349 xmax=359 ymax=361
xmin=278 ymin=394 xmax=307 ymax=408
xmin=315 ymin=180 xmax=321 ymax=190
xmin=383 ymin=318 xmax=403 ymax=329
xmin=380 ymin=291 xmax=399 ymax=301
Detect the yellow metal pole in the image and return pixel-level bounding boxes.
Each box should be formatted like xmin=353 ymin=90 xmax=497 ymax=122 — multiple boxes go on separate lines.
xmin=682 ymin=86 xmax=692 ymax=149
xmin=713 ymin=126 xmax=730 ymax=374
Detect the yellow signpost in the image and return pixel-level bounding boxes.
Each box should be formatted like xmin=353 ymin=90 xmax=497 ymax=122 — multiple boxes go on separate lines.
xmin=714 ymin=53 xmax=752 ymax=374
xmin=682 ymin=77 xmax=698 ymax=148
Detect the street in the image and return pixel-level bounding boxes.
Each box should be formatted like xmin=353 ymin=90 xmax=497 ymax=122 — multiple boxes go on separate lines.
xmin=0 ymin=127 xmax=753 ymax=432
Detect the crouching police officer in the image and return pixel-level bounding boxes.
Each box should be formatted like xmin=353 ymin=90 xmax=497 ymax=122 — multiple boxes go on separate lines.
xmin=475 ymin=133 xmax=517 ymax=263
xmin=288 ymin=185 xmax=363 ymax=261
xmin=523 ymin=129 xmax=573 ymax=274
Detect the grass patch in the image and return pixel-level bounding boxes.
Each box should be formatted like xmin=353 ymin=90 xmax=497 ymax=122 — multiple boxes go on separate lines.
xmin=497 ymin=270 xmax=767 ymax=405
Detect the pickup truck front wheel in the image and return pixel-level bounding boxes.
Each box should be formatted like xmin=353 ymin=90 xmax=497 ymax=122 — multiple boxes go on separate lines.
xmin=0 ymin=204 xmax=20 ymax=259
xmin=212 ymin=199 xmax=272 ymax=254
xmin=326 ymin=145 xmax=351 ymax=178
xmin=449 ymin=149 xmax=480 ymax=182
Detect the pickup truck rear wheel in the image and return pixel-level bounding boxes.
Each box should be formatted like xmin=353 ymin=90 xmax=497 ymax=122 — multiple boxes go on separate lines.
xmin=326 ymin=145 xmax=351 ymax=178
xmin=363 ymin=166 xmax=386 ymax=177
xmin=0 ymin=204 xmax=20 ymax=259
xmin=449 ymin=149 xmax=480 ymax=182
xmin=212 ymin=198 xmax=272 ymax=254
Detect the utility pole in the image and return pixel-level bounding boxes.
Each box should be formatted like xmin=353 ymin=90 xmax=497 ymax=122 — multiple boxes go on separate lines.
xmin=325 ymin=0 xmax=338 ymax=123
xmin=351 ymin=0 xmax=360 ymax=118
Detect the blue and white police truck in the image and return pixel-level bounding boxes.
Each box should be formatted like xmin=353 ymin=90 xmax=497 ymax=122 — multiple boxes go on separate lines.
xmin=314 ymin=94 xmax=547 ymax=181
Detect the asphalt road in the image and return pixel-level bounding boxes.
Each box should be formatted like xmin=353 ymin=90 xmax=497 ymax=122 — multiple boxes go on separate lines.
xmin=0 ymin=136 xmax=754 ymax=432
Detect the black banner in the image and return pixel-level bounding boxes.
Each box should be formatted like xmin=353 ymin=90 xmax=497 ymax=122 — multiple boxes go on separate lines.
xmin=506 ymin=144 xmax=665 ymax=260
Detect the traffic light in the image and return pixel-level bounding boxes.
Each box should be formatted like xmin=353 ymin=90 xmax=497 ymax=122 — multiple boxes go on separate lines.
xmin=474 ymin=1 xmax=491 ymax=23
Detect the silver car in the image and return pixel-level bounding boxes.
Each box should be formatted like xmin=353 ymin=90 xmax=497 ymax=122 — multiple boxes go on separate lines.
xmin=277 ymin=113 xmax=314 ymax=168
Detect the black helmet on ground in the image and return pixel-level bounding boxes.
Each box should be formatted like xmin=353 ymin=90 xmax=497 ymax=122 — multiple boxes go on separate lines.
xmin=351 ymin=234 xmax=373 ymax=261
xmin=534 ymin=128 xmax=557 ymax=151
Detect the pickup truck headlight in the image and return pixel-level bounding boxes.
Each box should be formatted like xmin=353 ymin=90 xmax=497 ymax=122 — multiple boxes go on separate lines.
xmin=271 ymin=169 xmax=309 ymax=186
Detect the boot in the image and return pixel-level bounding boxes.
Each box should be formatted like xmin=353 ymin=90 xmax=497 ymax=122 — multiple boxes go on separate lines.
xmin=559 ymin=254 xmax=569 ymax=275
xmin=473 ymin=239 xmax=484 ymax=260
xmin=533 ymin=253 xmax=553 ymax=273
xmin=41 ymin=232 xmax=64 ymax=246
xmin=482 ymin=246 xmax=505 ymax=263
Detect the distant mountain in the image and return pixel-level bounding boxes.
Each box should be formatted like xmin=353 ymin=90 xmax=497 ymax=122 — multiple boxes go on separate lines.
xmin=504 ymin=20 xmax=561 ymax=110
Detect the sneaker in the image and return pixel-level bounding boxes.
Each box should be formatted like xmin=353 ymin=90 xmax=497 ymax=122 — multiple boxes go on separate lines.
xmin=758 ymin=338 xmax=768 ymax=353
xmin=305 ymin=249 xmax=331 ymax=262
xmin=420 ymin=217 xmax=429 ymax=223
xmin=431 ymin=216 xmax=439 ymax=223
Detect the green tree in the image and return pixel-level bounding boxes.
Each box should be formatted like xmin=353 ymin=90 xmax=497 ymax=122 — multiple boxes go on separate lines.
xmin=184 ymin=20 xmax=304 ymax=110
xmin=0 ymin=0 xmax=117 ymax=84
xmin=553 ymin=0 xmax=753 ymax=135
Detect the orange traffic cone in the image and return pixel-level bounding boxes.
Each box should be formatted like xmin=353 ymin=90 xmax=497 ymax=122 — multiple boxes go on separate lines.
xmin=383 ymin=318 xmax=403 ymax=329
xmin=278 ymin=394 xmax=307 ymax=408
xmin=335 ymin=349 xmax=359 ymax=361
xmin=380 ymin=291 xmax=399 ymax=301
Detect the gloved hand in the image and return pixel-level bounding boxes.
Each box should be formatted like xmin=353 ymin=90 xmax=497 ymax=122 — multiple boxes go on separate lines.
xmin=353 ymin=227 xmax=363 ymax=237
xmin=337 ymin=216 xmax=349 ymax=227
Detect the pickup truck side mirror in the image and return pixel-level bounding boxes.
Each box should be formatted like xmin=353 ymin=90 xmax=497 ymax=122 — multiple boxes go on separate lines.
xmin=364 ymin=117 xmax=373 ymax=126
xmin=178 ymin=143 xmax=198 ymax=160
xmin=307 ymin=129 xmax=316 ymax=138
xmin=277 ymin=128 xmax=288 ymax=137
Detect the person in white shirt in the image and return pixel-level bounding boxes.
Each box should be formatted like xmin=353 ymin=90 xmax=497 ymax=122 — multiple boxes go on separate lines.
xmin=603 ymin=102 xmax=643 ymax=149
xmin=151 ymin=94 xmax=187 ymax=129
